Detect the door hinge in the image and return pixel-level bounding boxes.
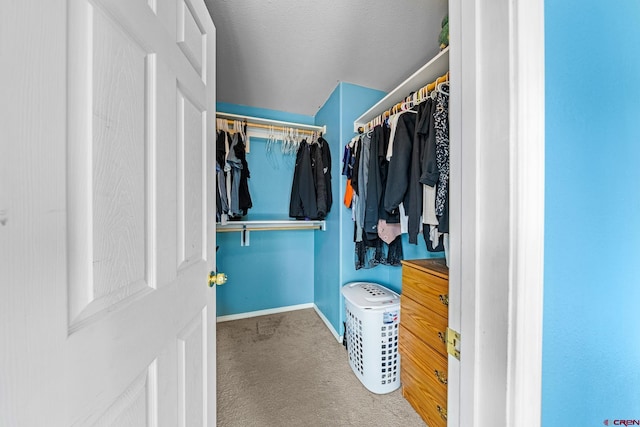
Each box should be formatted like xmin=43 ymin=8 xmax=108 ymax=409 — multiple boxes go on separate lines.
xmin=446 ymin=327 xmax=460 ymax=360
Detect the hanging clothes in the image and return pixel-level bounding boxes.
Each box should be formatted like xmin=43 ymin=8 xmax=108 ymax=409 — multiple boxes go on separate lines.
xmin=317 ymin=136 xmax=333 ymax=215
xmin=216 ymin=128 xmax=252 ymax=221
xmin=289 ymin=136 xmax=332 ymax=220
xmin=417 ymin=97 xmax=441 ymax=248
xmin=354 ymin=133 xmax=369 ymax=243
xmin=434 ymin=83 xmax=450 ymax=233
xmin=216 ymin=131 xmax=229 ymax=222
xmin=363 ymin=124 xmax=391 ymax=239
xmin=342 ymin=78 xmax=451 ymax=267
xmin=383 ymin=111 xmax=417 ymax=218
xmin=344 ymin=123 xmax=405 ymax=270
xmin=406 ymin=99 xmax=432 ymax=244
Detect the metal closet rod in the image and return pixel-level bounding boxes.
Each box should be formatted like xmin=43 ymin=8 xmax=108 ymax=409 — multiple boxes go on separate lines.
xmin=216 ymin=112 xmax=327 ymax=136
xmin=216 ymin=219 xmax=327 ymax=246
xmin=217 ymin=224 xmax=326 ymax=232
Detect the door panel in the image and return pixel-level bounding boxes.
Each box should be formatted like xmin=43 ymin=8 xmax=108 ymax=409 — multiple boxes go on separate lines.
xmin=67 ymin=0 xmax=216 ymax=424
xmin=177 ymin=308 xmax=208 ymax=427
xmin=0 ymin=0 xmax=216 ymax=425
xmin=177 ymin=0 xmax=206 ymax=78
xmin=73 ymin=360 xmax=158 ymax=427
xmin=68 ymin=0 xmax=155 ymax=331
xmin=177 ymin=86 xmax=205 ymax=271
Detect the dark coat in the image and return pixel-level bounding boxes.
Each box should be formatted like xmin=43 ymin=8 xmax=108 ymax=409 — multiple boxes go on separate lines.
xmin=290 ymin=139 xmax=330 ymax=220
xmin=364 ymin=125 xmax=392 ymax=238
xmin=384 ymin=111 xmax=417 ymax=217
xmin=318 ymin=137 xmax=332 ymax=214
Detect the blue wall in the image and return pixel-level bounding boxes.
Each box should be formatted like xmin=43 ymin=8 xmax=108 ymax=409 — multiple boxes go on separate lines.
xmin=215 ymin=104 xmax=316 ymax=316
xmin=312 ymin=84 xmax=344 ymax=333
xmin=543 ymin=0 xmax=640 ymax=425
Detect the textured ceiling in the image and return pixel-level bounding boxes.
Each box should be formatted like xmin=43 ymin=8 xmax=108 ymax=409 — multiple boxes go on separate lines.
xmin=205 ymin=0 xmax=448 ymax=117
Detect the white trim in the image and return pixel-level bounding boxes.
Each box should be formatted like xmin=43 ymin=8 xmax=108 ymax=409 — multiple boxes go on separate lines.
xmin=448 ymin=0 xmax=480 ymax=425
xmin=446 ymin=1 xmax=468 ymax=426
xmin=313 ymin=304 xmax=342 ymax=343
xmin=451 ymin=1 xmax=545 ymax=426
xmin=215 ymin=303 xmax=314 ymax=323
xmin=506 ymin=0 xmax=545 ymax=426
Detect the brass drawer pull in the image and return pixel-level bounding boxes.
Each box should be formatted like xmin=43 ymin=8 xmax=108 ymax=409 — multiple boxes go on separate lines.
xmin=438 ymin=331 xmax=446 ymax=344
xmin=434 ymin=369 xmax=448 ymax=385
xmin=439 ymin=294 xmax=449 ymax=306
xmin=437 ymin=405 xmax=448 ymax=421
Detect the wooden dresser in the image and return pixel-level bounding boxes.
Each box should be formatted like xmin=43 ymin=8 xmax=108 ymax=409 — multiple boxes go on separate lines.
xmin=400 ymin=258 xmax=449 ymax=427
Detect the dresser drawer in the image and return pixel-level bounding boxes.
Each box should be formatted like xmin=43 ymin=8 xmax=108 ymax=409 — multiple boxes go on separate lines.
xmin=399 ymin=325 xmax=447 ymax=403
xmin=401 ymin=355 xmax=448 ymax=427
xmin=402 ymin=265 xmax=449 ymax=319
xmin=401 ymin=295 xmax=448 ymax=356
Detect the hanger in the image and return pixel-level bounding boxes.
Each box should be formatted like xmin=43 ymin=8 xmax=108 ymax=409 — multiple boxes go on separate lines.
xmin=437 ymin=74 xmax=450 ymax=96
xmin=437 ymin=81 xmax=449 ymax=96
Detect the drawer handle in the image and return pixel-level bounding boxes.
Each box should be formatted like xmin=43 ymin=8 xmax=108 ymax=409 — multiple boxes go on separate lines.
xmin=434 ymin=369 xmax=448 ymax=385
xmin=439 ymin=294 xmax=449 ymax=306
xmin=437 ymin=405 xmax=448 ymax=421
xmin=438 ymin=331 xmax=446 ymax=344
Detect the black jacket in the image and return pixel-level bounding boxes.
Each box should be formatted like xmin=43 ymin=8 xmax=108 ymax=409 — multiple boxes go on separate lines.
xmin=318 ymin=137 xmax=332 ymax=214
xmin=384 ymin=111 xmax=417 ymax=217
xmin=289 ymin=139 xmax=331 ymax=220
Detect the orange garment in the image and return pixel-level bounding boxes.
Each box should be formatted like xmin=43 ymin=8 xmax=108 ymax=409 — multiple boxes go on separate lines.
xmin=344 ymin=179 xmax=354 ymax=208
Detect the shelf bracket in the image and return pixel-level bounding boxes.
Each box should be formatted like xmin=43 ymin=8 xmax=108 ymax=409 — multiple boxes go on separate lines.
xmin=241 ymin=228 xmax=250 ymax=246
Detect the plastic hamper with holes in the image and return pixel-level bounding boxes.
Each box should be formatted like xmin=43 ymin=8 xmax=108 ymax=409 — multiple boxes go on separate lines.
xmin=341 ymin=282 xmax=401 ymax=394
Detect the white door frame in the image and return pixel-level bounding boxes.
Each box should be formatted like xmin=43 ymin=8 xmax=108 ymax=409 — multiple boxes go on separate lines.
xmin=448 ymin=0 xmax=545 ymax=426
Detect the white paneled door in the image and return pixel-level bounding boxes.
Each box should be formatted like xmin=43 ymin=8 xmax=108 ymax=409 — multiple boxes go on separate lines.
xmin=1 ymin=0 xmax=217 ymax=426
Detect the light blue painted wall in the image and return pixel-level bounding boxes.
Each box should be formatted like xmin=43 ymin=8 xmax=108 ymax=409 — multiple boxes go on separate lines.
xmin=215 ymin=104 xmax=316 ymax=316
xmin=312 ymin=84 xmax=343 ymax=332
xmin=543 ymin=0 xmax=640 ymax=425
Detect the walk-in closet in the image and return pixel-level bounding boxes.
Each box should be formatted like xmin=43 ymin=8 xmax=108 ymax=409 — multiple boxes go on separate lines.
xmin=210 ymin=0 xmax=550 ymax=423
xmin=8 ymin=0 xmax=584 ymax=425
xmin=211 ymin=0 xmax=457 ymax=424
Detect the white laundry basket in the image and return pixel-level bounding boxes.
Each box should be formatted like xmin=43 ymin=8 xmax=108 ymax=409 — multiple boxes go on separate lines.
xmin=341 ymin=282 xmax=401 ymax=394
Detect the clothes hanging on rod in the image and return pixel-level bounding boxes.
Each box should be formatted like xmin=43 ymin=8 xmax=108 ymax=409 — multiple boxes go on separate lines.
xmin=289 ymin=136 xmax=332 ymax=220
xmin=343 ymin=76 xmax=450 ymax=268
xmin=216 ymin=113 xmax=327 ymax=156
xmin=217 ymin=118 xmax=325 ymax=157
xmin=216 ymin=120 xmax=253 ymax=222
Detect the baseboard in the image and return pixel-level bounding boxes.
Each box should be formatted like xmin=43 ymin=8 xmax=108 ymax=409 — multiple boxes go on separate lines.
xmin=313 ymin=304 xmax=343 ymax=343
xmin=216 ymin=303 xmax=314 ymax=323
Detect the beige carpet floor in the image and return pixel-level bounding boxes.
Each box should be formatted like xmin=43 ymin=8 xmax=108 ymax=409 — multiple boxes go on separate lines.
xmin=216 ymin=308 xmax=426 ymax=427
